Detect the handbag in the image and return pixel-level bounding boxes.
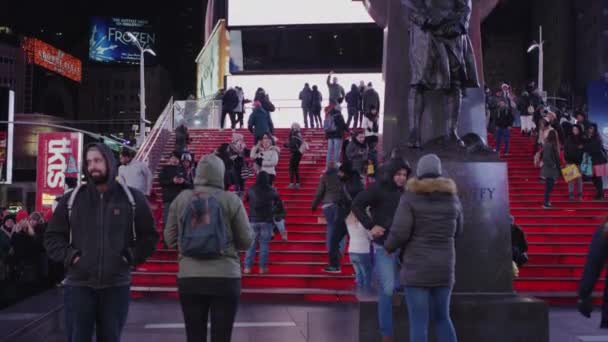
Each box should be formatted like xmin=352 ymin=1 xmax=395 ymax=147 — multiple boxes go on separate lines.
xmin=533 ymin=150 xmax=542 ymax=168
xmin=240 ymin=162 xmax=255 ymax=179
xmin=366 ymin=162 xmax=375 ymax=176
xmin=299 ymin=141 xmax=309 ymax=154
xmin=581 ymin=153 xmax=593 ymax=177
xmin=561 ymin=164 xmax=581 ymax=182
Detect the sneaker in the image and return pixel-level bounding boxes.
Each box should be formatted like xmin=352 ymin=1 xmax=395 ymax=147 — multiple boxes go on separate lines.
xmin=594 ymin=194 xmax=605 ymax=201
xmin=323 ymin=266 xmax=341 ymax=274
xmin=294 ymin=183 xmax=301 ymax=190
xmin=243 ymin=268 xmax=252 ymax=274
xmin=287 ymin=183 xmax=295 ymax=189
xmin=280 ymin=231 xmax=288 ymax=241
xmin=504 ymin=153 xmax=509 ymax=157
xmin=542 ymin=203 xmax=552 ymax=209
xmin=259 ymin=267 xmax=268 ymax=274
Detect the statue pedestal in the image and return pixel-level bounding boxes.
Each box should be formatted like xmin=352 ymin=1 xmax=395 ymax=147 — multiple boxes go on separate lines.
xmin=358 ymin=293 xmax=548 ymax=342
xmin=357 ymin=156 xmax=548 ymax=341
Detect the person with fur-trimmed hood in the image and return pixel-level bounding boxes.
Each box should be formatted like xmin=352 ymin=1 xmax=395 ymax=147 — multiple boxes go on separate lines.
xmin=385 ymin=153 xmax=463 ymax=342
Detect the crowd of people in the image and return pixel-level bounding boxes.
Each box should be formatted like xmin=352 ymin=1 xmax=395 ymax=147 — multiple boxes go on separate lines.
xmin=0 ymin=209 xmax=62 ymax=308
xmin=486 ymin=81 xmax=607 ymax=207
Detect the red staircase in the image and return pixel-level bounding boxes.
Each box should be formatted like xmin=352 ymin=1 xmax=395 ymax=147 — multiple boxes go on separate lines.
xmin=131 ymin=128 xmax=357 ymax=302
xmin=491 ymin=129 xmax=606 ymax=305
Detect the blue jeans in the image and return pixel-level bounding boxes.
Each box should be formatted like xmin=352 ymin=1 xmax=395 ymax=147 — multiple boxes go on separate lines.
xmin=64 ymin=285 xmax=130 ymax=342
xmin=244 ymin=222 xmax=273 ymax=269
xmin=374 ymin=244 xmax=398 ymax=337
xmin=350 ymin=252 xmax=372 ymax=293
xmin=323 ymin=205 xmax=345 ymax=253
xmin=495 ymin=127 xmax=510 ymax=154
xmin=326 ymin=138 xmax=343 ymax=165
xmin=404 ymin=286 xmax=457 ymax=342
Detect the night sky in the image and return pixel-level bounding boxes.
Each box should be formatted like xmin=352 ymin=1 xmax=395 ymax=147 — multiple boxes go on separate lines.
xmin=2 ymin=0 xmax=207 ymax=97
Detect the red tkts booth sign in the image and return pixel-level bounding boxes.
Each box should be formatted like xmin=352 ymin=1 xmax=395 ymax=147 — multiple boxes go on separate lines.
xmin=36 ymin=132 xmax=83 ymax=212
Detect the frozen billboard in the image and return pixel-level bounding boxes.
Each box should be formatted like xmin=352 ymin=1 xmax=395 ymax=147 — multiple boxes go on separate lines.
xmin=89 ymin=17 xmax=157 ymax=64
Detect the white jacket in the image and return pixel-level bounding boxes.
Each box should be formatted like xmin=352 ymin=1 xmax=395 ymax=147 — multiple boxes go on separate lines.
xmin=118 ymin=160 xmax=153 ymax=195
xmin=250 ymin=145 xmax=280 ymax=175
xmin=362 ymin=116 xmax=379 ymax=138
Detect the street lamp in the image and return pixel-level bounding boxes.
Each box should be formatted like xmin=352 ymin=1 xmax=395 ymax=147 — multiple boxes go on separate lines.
xmin=527 ymin=26 xmax=545 ymax=101
xmin=125 ymin=31 xmax=156 ymax=147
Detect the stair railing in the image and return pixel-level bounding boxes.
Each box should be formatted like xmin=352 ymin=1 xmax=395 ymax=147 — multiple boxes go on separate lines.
xmin=135 ymin=97 xmax=174 ymax=172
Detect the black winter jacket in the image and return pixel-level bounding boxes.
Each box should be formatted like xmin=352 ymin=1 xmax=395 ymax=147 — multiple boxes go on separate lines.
xmin=159 ymin=164 xmax=192 ymax=203
xmin=352 ymin=159 xmax=407 ymax=245
xmin=584 ymin=138 xmax=608 ymax=165
xmin=495 ymin=108 xmax=514 ymax=129
xmin=44 ymin=143 xmax=158 ymax=289
xmin=325 ymin=110 xmax=348 ymax=140
xmin=564 ymin=137 xmax=585 ymax=165
xmin=245 ymin=173 xmax=281 ymax=223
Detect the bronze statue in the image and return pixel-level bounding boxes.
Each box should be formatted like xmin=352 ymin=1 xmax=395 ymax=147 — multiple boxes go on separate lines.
xmin=404 ymin=0 xmax=479 ymax=148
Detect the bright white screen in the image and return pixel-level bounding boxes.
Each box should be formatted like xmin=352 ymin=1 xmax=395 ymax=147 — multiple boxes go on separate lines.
xmin=228 ymin=0 xmax=374 ymax=27
xmin=226 ymin=73 xmax=384 ymax=130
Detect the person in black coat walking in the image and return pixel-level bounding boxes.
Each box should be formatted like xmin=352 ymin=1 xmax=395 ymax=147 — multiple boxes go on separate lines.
xmin=345 ymin=84 xmax=362 ymax=128
xmin=222 ymin=87 xmax=239 ymax=129
xmin=310 ymin=85 xmax=323 ymax=128
xmin=285 ymin=123 xmax=304 ymax=189
xmin=494 ymin=100 xmax=515 ymax=155
xmin=584 ymin=124 xmax=608 ymax=200
xmin=324 ymin=103 xmax=348 ymax=166
xmin=299 ymin=84 xmax=313 ymax=129
xmin=324 ymin=161 xmax=364 ymax=273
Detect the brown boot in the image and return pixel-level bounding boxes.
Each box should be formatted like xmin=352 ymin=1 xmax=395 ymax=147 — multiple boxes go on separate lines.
xmin=382 ymin=336 xmax=394 ymax=342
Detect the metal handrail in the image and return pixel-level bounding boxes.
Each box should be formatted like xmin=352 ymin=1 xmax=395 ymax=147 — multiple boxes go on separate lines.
xmin=135 ymin=97 xmax=173 ymax=165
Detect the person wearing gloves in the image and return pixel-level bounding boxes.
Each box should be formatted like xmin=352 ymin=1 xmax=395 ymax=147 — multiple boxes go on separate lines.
xmin=250 ymin=133 xmax=280 ymax=185
xmin=385 ymin=153 xmax=462 ymax=342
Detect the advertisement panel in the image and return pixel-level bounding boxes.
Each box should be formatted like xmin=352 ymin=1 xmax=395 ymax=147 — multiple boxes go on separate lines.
xmin=227 ymin=0 xmax=373 ymax=26
xmin=22 ymin=38 xmax=82 ymax=82
xmin=196 ymin=20 xmax=229 ymax=99
xmin=89 ymin=17 xmax=157 ymax=64
xmin=0 ymin=88 xmax=14 ymax=184
xmin=35 ymin=132 xmax=83 ymax=212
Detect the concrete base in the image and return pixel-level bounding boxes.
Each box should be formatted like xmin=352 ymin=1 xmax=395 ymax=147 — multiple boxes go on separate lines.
xmin=358 ymin=293 xmax=549 ymax=342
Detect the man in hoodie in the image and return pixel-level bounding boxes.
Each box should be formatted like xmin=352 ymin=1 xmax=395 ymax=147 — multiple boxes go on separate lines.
xmin=248 ymin=101 xmax=275 ymax=145
xmin=44 ymin=143 xmax=158 ymax=342
xmin=299 ymin=83 xmax=313 ymax=129
xmin=327 ymin=71 xmax=345 ymax=104
xmin=351 ymin=158 xmax=410 ymax=342
xmin=345 ymin=84 xmax=362 ymax=128
xmin=165 ymin=154 xmax=253 ymax=341
xmin=118 ymin=148 xmax=153 ymax=196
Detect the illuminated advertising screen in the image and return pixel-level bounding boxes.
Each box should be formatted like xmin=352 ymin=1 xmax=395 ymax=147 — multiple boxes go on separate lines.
xmin=22 ymin=38 xmax=82 ymax=82
xmin=89 ymin=17 xmax=157 ymax=64
xmin=226 ymin=73 xmax=384 ymax=129
xmin=227 ymin=0 xmax=373 ymax=26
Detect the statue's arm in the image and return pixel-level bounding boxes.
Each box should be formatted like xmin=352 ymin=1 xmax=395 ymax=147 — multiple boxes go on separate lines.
xmin=446 ymin=0 xmax=472 ymax=32
xmin=400 ymin=0 xmax=434 ymax=28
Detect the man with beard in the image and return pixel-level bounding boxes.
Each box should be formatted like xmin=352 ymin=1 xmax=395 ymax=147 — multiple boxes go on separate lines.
xmin=44 ymin=143 xmax=158 ymax=342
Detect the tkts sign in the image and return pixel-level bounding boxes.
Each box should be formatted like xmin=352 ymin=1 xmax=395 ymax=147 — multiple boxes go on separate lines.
xmin=36 ymin=132 xmax=83 ymax=212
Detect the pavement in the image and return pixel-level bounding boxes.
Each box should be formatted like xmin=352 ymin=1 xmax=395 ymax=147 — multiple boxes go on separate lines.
xmin=40 ymin=300 xmax=608 ymax=342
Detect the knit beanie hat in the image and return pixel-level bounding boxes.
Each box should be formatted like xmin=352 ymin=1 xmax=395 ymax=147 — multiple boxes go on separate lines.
xmin=416 ymin=154 xmax=442 ymax=179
